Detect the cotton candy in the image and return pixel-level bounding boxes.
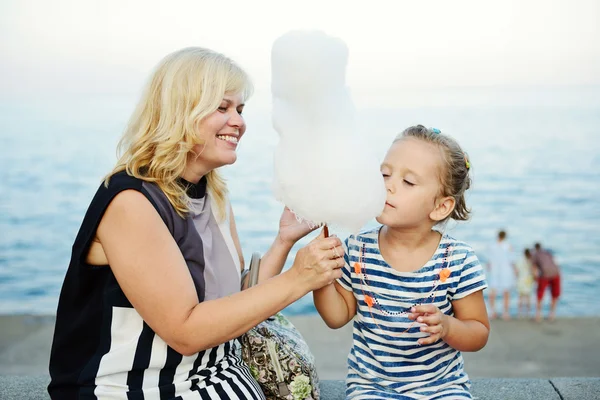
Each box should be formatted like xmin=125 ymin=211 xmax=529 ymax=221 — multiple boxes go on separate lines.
xmin=271 ymin=30 xmax=386 ymax=233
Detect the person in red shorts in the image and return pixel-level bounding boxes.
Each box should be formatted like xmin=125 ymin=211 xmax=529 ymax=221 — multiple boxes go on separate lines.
xmin=532 ymin=242 xmax=561 ymax=322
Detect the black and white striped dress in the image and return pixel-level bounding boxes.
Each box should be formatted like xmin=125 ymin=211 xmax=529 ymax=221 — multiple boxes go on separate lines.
xmin=49 ymin=171 xmax=264 ymax=399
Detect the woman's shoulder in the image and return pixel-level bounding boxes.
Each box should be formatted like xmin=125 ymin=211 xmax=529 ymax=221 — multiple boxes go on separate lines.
xmin=103 ymin=170 xmax=145 ymax=190
xmin=84 ymin=171 xmax=147 ymax=212
xmin=102 ymin=171 xmax=172 ymax=208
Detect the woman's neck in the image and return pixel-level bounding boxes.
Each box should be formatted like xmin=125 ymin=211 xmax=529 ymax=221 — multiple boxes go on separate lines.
xmin=181 ymin=164 xmax=210 ymax=184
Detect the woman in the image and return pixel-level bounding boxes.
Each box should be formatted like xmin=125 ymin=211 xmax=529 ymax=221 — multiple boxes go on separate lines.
xmin=486 ymin=230 xmax=516 ymax=320
xmin=48 ymin=47 xmax=344 ymax=399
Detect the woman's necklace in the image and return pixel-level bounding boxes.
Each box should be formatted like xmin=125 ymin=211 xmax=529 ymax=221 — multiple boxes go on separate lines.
xmin=354 ymin=242 xmax=452 ymax=335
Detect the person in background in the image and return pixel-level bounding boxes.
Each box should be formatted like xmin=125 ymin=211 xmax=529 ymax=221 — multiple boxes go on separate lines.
xmin=48 ymin=47 xmax=345 ymax=399
xmin=486 ymin=230 xmax=516 ymax=320
xmin=515 ymin=248 xmax=534 ymax=318
xmin=532 ymin=242 xmax=561 ymax=322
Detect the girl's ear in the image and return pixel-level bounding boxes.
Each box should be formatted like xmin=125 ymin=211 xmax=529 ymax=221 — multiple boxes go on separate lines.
xmin=430 ymin=196 xmax=455 ymax=222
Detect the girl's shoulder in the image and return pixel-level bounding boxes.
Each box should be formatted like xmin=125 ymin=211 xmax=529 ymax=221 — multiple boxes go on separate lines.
xmin=345 ymin=226 xmax=380 ymax=246
xmin=442 ymin=234 xmax=478 ymax=262
xmin=442 ymin=234 xmax=473 ymax=250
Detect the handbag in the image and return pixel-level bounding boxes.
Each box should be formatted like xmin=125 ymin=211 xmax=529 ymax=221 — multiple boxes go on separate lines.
xmin=240 ymin=253 xmax=321 ymax=400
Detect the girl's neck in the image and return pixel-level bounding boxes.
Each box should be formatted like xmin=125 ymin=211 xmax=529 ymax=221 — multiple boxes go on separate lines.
xmin=380 ymin=224 xmax=440 ymax=253
xmin=378 ymin=224 xmax=442 ymax=273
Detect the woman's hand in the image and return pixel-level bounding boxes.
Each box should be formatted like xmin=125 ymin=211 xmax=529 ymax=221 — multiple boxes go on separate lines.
xmin=277 ymin=207 xmax=319 ymax=246
xmin=289 ymin=228 xmax=345 ymax=291
xmin=408 ymin=304 xmax=449 ymax=346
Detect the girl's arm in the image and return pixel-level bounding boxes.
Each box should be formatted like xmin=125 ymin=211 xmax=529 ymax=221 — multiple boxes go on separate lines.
xmin=410 ymin=290 xmax=490 ymax=351
xmin=98 ymin=190 xmax=344 ymax=356
xmin=443 ymin=290 xmax=490 ymax=351
xmin=313 ymin=281 xmax=356 ymax=329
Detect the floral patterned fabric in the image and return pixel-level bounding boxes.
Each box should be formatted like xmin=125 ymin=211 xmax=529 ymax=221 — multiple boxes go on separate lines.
xmin=241 ymin=313 xmax=320 ymax=400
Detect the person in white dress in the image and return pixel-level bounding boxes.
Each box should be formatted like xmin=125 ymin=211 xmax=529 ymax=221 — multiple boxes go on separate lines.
xmin=486 ymin=230 xmax=516 ymax=320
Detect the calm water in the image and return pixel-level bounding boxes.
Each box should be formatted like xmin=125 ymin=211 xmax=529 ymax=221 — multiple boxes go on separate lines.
xmin=1 ymin=87 xmax=599 ymax=316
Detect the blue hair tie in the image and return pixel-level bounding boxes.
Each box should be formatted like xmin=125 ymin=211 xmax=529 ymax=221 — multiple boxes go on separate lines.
xmin=432 ymin=128 xmax=441 ymax=134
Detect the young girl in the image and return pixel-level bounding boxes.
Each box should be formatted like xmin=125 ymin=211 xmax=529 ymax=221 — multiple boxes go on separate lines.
xmin=314 ymin=125 xmax=490 ymax=399
xmin=516 ymin=248 xmax=534 ymax=318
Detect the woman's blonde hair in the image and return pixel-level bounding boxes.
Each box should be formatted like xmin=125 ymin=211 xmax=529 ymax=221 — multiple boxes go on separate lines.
xmin=394 ymin=125 xmax=472 ymax=221
xmin=106 ymin=47 xmax=253 ymax=219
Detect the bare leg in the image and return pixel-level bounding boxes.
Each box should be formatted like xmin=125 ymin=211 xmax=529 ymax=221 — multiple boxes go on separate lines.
xmin=549 ymin=297 xmax=558 ymax=322
xmin=535 ymin=294 xmax=543 ymax=323
xmin=502 ymin=290 xmax=511 ymax=320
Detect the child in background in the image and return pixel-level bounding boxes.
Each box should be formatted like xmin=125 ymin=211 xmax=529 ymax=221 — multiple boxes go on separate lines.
xmin=314 ymin=125 xmax=490 ymax=399
xmin=515 ymin=248 xmax=534 ymax=318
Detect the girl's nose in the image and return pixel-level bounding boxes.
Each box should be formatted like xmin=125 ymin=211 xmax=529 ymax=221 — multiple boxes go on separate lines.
xmin=385 ymin=181 xmax=395 ymax=194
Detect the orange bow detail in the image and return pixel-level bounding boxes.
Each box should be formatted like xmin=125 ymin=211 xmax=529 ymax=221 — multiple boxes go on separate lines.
xmin=364 ymin=295 xmax=375 ymax=308
xmin=353 ymin=262 xmax=361 ymax=275
xmin=439 ymin=268 xmax=451 ymax=282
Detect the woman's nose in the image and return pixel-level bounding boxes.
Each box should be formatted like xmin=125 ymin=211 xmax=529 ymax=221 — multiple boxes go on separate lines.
xmin=228 ymin=111 xmax=245 ymax=129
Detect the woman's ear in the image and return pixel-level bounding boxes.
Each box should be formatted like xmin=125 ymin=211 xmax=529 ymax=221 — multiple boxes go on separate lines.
xmin=430 ymin=196 xmax=455 ymax=222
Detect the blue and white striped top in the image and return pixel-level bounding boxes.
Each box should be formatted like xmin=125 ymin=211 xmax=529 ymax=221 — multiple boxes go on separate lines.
xmin=337 ymin=227 xmax=487 ymax=400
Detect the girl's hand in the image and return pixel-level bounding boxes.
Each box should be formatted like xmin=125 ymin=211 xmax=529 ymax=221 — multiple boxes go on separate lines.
xmin=277 ymin=207 xmax=319 ymax=246
xmin=408 ymin=304 xmax=449 ymax=346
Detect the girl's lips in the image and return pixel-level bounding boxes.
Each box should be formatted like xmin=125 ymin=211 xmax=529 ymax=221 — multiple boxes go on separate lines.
xmin=385 ymin=202 xmax=395 ymax=208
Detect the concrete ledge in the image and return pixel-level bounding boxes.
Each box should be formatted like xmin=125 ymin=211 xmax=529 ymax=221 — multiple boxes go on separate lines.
xmin=2 ymin=376 xmax=600 ymax=399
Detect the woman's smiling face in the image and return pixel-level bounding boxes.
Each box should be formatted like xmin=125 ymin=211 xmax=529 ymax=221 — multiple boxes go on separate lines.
xmin=189 ymin=92 xmax=246 ymax=172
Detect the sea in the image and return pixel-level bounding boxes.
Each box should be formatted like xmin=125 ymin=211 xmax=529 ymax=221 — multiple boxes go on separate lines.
xmin=1 ymin=85 xmax=599 ymax=317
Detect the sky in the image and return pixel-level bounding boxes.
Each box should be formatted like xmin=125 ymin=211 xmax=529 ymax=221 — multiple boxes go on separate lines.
xmin=1 ymin=0 xmax=599 ymax=108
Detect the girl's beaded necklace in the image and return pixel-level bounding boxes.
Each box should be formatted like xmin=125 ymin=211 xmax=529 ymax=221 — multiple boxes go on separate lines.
xmin=354 ymin=241 xmax=453 ymax=336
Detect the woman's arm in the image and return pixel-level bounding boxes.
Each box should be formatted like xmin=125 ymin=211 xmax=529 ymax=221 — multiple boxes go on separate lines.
xmin=256 ymin=207 xmax=317 ymax=283
xmin=228 ymin=203 xmax=245 ymax=271
xmin=98 ymin=190 xmax=344 ymax=356
xmin=313 ymin=281 xmax=356 ymax=329
xmin=257 ymin=235 xmax=295 ymax=283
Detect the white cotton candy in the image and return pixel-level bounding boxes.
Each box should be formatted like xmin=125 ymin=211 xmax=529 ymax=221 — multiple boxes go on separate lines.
xmin=271 ymin=30 xmax=386 ymax=234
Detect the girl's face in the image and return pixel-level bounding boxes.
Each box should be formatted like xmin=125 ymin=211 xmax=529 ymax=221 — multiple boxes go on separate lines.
xmin=376 ymin=137 xmax=445 ymax=228
xmin=189 ymin=92 xmax=246 ymax=171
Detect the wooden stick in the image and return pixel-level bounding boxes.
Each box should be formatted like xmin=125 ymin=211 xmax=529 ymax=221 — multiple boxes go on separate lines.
xmin=323 ymin=225 xmax=329 ymax=238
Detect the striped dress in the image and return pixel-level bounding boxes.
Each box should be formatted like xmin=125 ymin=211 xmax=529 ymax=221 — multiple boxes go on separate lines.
xmin=49 ymin=171 xmax=264 ymax=399
xmin=337 ymin=227 xmax=487 ymax=400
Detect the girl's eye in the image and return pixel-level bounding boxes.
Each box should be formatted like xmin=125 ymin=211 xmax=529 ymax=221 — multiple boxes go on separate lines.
xmin=218 ymin=106 xmax=228 ymax=112
xmin=381 ymin=172 xmax=390 ymax=177
xmin=237 ymin=109 xmax=244 ymax=115
xmin=403 ymin=179 xmax=415 ymax=186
